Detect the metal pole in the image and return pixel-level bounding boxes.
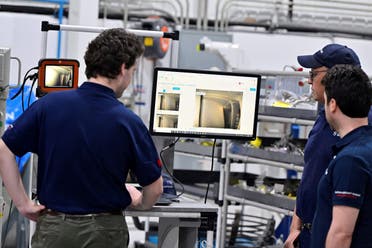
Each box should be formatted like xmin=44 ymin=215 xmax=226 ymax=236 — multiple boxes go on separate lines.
xmin=122 ymin=0 xmax=128 ymax=29
xmin=219 ymin=145 xmax=230 ymax=248
xmin=170 ymin=33 xmax=180 ymax=68
xmin=0 ymin=47 xmax=10 ymax=248
xmin=58 ymin=23 xmax=172 ymax=37
xmin=41 ymin=29 xmax=48 ymax=59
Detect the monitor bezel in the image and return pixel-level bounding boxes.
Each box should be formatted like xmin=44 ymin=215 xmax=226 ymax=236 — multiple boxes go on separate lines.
xmin=149 ymin=67 xmax=261 ymax=140
xmin=38 ymin=58 xmax=79 ymax=94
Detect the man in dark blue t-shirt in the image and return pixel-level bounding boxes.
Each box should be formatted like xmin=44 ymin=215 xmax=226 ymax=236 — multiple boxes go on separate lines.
xmin=311 ymin=65 xmax=372 ymax=247
xmin=0 ymin=29 xmax=163 ymax=248
xmin=284 ymin=44 xmax=372 ymax=248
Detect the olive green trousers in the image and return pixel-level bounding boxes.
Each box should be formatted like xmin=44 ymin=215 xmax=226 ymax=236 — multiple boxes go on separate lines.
xmin=31 ymin=213 xmax=129 ymax=248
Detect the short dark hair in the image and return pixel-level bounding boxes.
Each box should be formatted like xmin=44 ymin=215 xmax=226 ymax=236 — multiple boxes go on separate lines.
xmin=84 ymin=28 xmax=144 ymax=79
xmin=323 ymin=64 xmax=372 ymax=118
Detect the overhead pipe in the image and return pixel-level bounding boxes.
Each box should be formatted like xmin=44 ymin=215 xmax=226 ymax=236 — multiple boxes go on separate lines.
xmin=7 ymin=0 xmax=68 ymax=57
xmin=126 ymin=0 xmax=185 ymax=30
xmin=301 ymin=0 xmax=372 ymax=9
xmin=122 ymin=0 xmax=129 ymax=29
xmin=56 ymin=0 xmax=65 ymax=58
xmin=219 ymin=0 xmax=283 ymax=31
xmin=219 ymin=0 xmax=372 ymax=25
xmin=203 ymin=0 xmax=208 ymax=31
xmin=99 ymin=3 xmax=179 ymax=24
xmin=173 ymin=0 xmax=184 ymax=29
xmin=181 ymin=0 xmax=190 ymax=29
xmin=221 ymin=1 xmax=273 ymax=31
xmin=128 ymin=8 xmax=180 ymax=25
xmin=221 ymin=0 xmax=372 ymax=35
xmin=223 ymin=3 xmax=281 ymax=31
xmin=291 ymin=4 xmax=372 ymax=17
xmin=103 ymin=0 xmax=181 ymax=27
xmin=288 ymin=0 xmax=293 ymax=21
xmin=196 ymin=0 xmax=204 ymax=30
xmin=214 ymin=0 xmax=223 ymax=31
xmin=0 ymin=4 xmax=58 ymax=14
xmin=0 ymin=3 xmax=178 ymax=26
xmin=29 ymin=0 xmax=67 ymax=3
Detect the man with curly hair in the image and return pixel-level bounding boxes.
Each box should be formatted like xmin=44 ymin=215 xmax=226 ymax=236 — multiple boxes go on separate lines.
xmin=0 ymin=28 xmax=163 ymax=248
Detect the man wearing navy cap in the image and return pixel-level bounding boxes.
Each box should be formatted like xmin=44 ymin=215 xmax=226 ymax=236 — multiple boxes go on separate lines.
xmin=311 ymin=64 xmax=372 ymax=247
xmin=284 ymin=44 xmax=372 ymax=248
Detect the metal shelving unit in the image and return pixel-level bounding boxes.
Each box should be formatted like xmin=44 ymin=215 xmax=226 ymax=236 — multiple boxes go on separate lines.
xmin=218 ymin=142 xmax=303 ymax=247
xmin=217 ymin=69 xmax=317 ymax=248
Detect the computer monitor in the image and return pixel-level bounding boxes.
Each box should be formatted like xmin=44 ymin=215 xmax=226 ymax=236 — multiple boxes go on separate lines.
xmin=149 ymin=67 xmax=261 ymax=140
xmin=37 ymin=59 xmax=79 ymax=97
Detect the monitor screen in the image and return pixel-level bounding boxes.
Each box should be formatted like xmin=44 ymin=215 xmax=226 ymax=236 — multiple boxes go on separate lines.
xmin=149 ymin=68 xmax=261 ymax=140
xmin=44 ymin=65 xmax=74 ymax=88
xmin=37 ymin=59 xmax=79 ymax=96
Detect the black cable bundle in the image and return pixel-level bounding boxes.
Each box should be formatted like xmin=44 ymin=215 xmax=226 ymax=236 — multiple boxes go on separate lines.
xmin=159 ymin=137 xmax=185 ymax=198
xmin=10 ymin=66 xmax=38 ymax=110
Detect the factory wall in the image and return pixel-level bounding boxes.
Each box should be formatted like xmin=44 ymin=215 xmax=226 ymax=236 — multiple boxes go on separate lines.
xmin=2 ymin=11 xmax=372 ymax=125
xmin=0 ymin=12 xmax=61 ymax=86
xmin=233 ymin=31 xmax=372 ymax=73
xmin=3 ymin=12 xmax=372 ymax=82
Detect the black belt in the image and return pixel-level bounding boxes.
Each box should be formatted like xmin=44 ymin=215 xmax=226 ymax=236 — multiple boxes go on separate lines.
xmin=41 ymin=209 xmax=123 ymax=219
xmin=301 ymin=222 xmax=312 ymax=231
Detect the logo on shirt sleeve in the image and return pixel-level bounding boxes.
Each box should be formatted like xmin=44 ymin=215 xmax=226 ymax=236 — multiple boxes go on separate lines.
xmin=157 ymin=159 xmax=163 ymax=168
xmin=334 ymin=191 xmax=361 ymax=199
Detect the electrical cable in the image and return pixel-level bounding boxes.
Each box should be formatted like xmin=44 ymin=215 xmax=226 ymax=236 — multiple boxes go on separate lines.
xmin=22 ymin=73 xmax=38 ymax=111
xmin=10 ymin=66 xmax=38 ymax=101
xmin=159 ymin=137 xmax=185 ymax=198
xmin=28 ymin=76 xmax=38 ymax=108
xmin=204 ymin=139 xmax=217 ymax=204
xmin=10 ymin=66 xmax=38 ymax=113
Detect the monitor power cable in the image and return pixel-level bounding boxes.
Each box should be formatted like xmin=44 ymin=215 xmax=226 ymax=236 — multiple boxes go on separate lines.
xmin=204 ymin=139 xmax=217 ymax=204
xmin=10 ymin=66 xmax=38 ymax=111
xmin=159 ymin=137 xmax=185 ymax=198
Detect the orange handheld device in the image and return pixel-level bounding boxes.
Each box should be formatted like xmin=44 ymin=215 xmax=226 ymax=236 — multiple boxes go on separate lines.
xmin=37 ymin=59 xmax=79 ymax=97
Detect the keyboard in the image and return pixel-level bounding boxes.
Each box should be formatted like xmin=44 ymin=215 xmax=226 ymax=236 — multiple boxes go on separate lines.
xmin=155 ymin=195 xmax=173 ymax=206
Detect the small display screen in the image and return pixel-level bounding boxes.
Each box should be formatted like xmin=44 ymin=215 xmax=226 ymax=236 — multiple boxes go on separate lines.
xmin=149 ymin=67 xmax=261 ymax=140
xmin=45 ymin=65 xmax=74 ymax=88
xmin=37 ymin=59 xmax=79 ymax=96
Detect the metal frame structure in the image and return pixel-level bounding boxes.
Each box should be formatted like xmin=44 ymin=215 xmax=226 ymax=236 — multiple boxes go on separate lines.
xmin=40 ymin=21 xmax=180 ymax=67
xmin=215 ymin=68 xmax=315 ymax=248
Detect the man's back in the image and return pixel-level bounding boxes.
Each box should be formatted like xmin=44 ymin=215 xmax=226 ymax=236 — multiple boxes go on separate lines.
xmin=3 ymin=82 xmax=161 ymax=214
xmin=0 ymin=27 xmax=161 ymax=248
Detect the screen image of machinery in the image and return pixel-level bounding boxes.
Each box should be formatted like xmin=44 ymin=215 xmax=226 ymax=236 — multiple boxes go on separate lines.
xmin=45 ymin=65 xmax=74 ymax=88
xmin=151 ymin=68 xmax=260 ymax=139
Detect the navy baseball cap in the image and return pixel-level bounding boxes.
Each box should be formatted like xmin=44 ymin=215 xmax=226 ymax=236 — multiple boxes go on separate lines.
xmin=297 ymin=44 xmax=360 ymax=69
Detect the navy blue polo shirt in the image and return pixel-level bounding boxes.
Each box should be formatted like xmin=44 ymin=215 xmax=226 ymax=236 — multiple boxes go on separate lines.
xmin=2 ymin=82 xmax=162 ymax=214
xmin=296 ymin=109 xmax=339 ymax=225
xmin=311 ymin=125 xmax=372 ymax=247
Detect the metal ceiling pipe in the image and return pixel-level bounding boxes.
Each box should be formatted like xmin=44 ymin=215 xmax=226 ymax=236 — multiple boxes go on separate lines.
xmin=181 ymin=0 xmax=190 ymax=29
xmin=99 ymin=0 xmax=181 ymax=26
xmin=203 ymin=0 xmax=208 ymax=30
xmin=196 ymin=0 xmax=203 ymax=30
xmin=221 ymin=0 xmax=274 ymax=31
xmin=219 ymin=0 xmax=372 ymax=32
